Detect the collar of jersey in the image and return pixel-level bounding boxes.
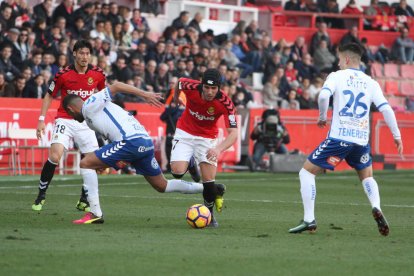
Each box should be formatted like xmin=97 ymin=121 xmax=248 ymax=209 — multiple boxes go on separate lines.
xmin=69 ymin=64 xmax=92 ymax=74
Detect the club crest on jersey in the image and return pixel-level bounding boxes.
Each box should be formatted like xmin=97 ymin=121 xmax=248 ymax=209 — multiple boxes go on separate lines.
xmin=207 ymin=106 xmax=215 ymax=115
xmin=360 ymin=153 xmax=370 ymax=164
xmin=87 ymin=77 xmax=94 ymax=85
xmin=327 ymin=156 xmax=341 ymax=167
xmin=151 ymin=157 xmax=159 ymax=169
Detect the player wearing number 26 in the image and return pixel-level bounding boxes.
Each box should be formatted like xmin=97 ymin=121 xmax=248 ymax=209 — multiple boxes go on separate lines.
xmin=289 ymin=43 xmax=403 ymax=236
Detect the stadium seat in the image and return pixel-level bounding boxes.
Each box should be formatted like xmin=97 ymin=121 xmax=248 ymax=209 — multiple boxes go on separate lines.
xmin=377 ymin=78 xmax=385 ymax=92
xmin=400 ymin=64 xmax=414 ymax=79
xmin=383 ymin=64 xmax=400 ymax=79
xmin=387 ymin=96 xmax=406 ymax=111
xmin=385 ymin=80 xmax=399 ymax=95
xmin=371 ymin=63 xmax=384 ymax=78
xmin=0 ymin=138 xmax=20 ymax=175
xmin=252 ymin=72 xmax=264 ymax=90
xmin=400 ymin=81 xmax=414 ymax=96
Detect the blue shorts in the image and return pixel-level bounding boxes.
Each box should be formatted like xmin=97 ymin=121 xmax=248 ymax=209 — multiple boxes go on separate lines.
xmin=308 ymin=138 xmax=372 ymax=171
xmin=95 ymin=138 xmax=161 ymax=176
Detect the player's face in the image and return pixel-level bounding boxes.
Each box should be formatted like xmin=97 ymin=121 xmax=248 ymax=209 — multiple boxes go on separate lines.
xmin=74 ymin=48 xmax=91 ymax=68
xmin=202 ymin=84 xmax=219 ymax=101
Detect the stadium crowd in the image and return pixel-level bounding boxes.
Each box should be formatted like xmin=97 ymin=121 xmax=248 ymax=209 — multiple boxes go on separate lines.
xmin=0 ymin=0 xmax=412 ymax=111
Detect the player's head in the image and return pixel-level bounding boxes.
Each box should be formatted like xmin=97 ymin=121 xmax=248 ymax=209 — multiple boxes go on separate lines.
xmin=338 ymin=43 xmax=362 ymax=70
xmin=201 ymin=68 xmax=221 ymax=101
xmin=63 ymin=94 xmax=85 ymax=122
xmin=73 ymin=39 xmax=93 ymax=68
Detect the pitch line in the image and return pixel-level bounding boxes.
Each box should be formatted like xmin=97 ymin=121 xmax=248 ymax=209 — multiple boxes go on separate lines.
xmin=1 ymin=190 xmax=413 ymax=209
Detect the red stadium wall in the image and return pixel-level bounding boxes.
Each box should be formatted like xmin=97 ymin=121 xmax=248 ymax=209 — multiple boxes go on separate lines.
xmin=0 ymin=98 xmax=412 ymax=174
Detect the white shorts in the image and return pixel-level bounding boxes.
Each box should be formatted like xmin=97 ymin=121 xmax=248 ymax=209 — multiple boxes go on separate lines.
xmin=51 ymin=118 xmax=99 ymax=153
xmin=170 ymin=128 xmax=218 ymax=166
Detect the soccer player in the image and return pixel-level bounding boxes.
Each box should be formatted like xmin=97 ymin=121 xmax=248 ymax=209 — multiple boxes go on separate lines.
xmin=170 ymin=69 xmax=238 ymax=227
xmin=289 ymin=43 xmax=403 ymax=236
xmin=33 ymin=40 xmax=106 ymax=214
xmin=62 ymin=82 xmax=205 ymax=224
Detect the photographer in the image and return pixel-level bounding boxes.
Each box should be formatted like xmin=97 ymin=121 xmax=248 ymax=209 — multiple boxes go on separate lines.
xmin=250 ymin=109 xmax=290 ymax=170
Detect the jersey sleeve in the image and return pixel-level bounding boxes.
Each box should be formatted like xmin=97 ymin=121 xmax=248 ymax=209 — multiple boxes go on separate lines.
xmin=95 ymin=67 xmax=107 ymax=90
xmin=82 ymin=87 xmax=112 ymax=116
xmin=178 ymin=77 xmax=200 ymax=94
xmin=371 ymin=81 xmax=389 ymax=111
xmin=321 ymin=72 xmax=336 ymax=95
xmin=219 ymin=94 xmax=237 ymax=128
xmin=48 ymin=69 xmax=65 ymax=97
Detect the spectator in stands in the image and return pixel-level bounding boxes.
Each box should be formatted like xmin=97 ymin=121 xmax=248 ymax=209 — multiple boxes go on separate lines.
xmin=320 ymin=0 xmax=344 ymax=29
xmin=199 ymin=29 xmax=219 ymax=49
xmin=310 ymin=22 xmax=331 ymax=55
xmin=339 ymin=26 xmax=362 ymax=47
xmin=364 ymin=0 xmax=385 ymax=16
xmin=284 ymin=0 xmax=301 ymax=11
xmin=280 ymin=46 xmax=292 ymax=66
xmin=0 ymin=5 xmax=14 ymax=30
xmin=341 ymin=0 xmax=363 ymax=14
xmin=391 ymin=27 xmax=414 ymax=64
xmin=285 ymin=61 xmax=298 ymax=83
xmin=90 ymin=19 xmax=106 ymax=40
xmin=295 ymin=53 xmax=319 ymax=82
xmin=28 ymin=50 xmax=43 ymax=76
xmin=144 ymin=59 xmax=159 ymax=92
xmin=172 ymin=11 xmax=189 ymax=30
xmin=251 ymin=109 xmax=290 ymax=170
xmin=97 ymin=3 xmax=110 ymax=22
xmin=262 ymin=74 xmax=282 ymax=108
xmin=41 ymin=51 xmax=58 ymax=75
xmin=298 ymin=88 xmax=317 ymax=109
xmin=22 ymin=74 xmax=47 ymax=98
xmin=245 ymin=20 xmax=262 ymax=39
xmin=68 ymin=16 xmax=87 ymax=40
xmin=275 ymin=67 xmax=291 ymax=98
xmin=0 ymin=72 xmax=7 ymax=97
xmin=361 ymin=37 xmax=387 ymax=64
xmin=188 ymin=12 xmax=203 ymax=35
xmin=313 ymin=39 xmax=336 ymax=72
xmin=3 ymin=74 xmax=25 ymax=97
xmin=111 ymin=55 xmax=128 ymax=81
xmin=231 ymin=20 xmax=247 ymax=36
xmin=146 ymin=41 xmax=167 ymax=64
xmin=394 ymin=0 xmax=414 ymax=17
xmin=0 ymin=44 xmax=20 ymax=82
xmin=73 ymin=2 xmax=95 ymax=30
xmin=263 ymin=52 xmax=281 ymax=84
xmin=52 ymin=0 xmax=74 ymax=28
xmin=33 ymin=18 xmax=51 ymax=50
xmin=33 ymin=0 xmax=53 ymax=26
xmin=281 ymin=89 xmax=300 ymax=110
xmin=4 ymin=28 xmax=23 ymax=70
xmin=131 ymin=8 xmax=150 ymax=33
xmin=20 ymin=66 xmax=32 ymax=81
xmin=308 ymin=76 xmax=323 ymax=100
xmin=108 ymin=3 xmax=121 ymax=26
xmin=140 ymin=0 xmax=161 ymax=16
xmin=291 ymin=36 xmax=307 ymax=62
xmin=155 ymin=63 xmax=171 ymax=94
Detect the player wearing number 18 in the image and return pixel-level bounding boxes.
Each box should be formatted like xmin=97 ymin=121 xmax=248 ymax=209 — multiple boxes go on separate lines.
xmin=289 ymin=43 xmax=403 ymax=236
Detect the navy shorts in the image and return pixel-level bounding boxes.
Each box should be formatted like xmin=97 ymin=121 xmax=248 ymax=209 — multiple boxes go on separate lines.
xmin=308 ymin=138 xmax=372 ymax=171
xmin=95 ymin=138 xmax=161 ymax=176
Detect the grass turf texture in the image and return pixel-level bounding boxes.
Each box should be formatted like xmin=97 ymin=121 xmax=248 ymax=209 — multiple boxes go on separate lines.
xmin=0 ymin=171 xmax=413 ymax=275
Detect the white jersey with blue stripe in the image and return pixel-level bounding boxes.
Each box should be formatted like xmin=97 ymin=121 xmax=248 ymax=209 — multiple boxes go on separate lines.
xmin=81 ymin=87 xmax=149 ymax=142
xmin=322 ymin=68 xmax=388 ymax=146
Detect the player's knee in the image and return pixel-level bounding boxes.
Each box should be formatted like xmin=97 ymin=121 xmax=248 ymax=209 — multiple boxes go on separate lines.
xmin=171 ymin=172 xmax=185 ymax=179
xmin=79 ymin=159 xmax=90 ymax=169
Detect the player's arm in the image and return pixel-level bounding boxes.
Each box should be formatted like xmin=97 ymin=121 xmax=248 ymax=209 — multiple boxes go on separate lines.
xmin=36 ymin=93 xmax=53 ymax=139
xmin=317 ymin=88 xmax=331 ymax=128
xmin=108 ymin=81 xmax=163 ymax=107
xmin=206 ymin=127 xmax=238 ymax=162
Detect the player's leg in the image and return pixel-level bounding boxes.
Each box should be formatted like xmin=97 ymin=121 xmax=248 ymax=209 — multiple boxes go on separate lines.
xmin=32 ymin=119 xmax=73 ymax=211
xmin=289 ymin=139 xmax=347 ymax=233
xmin=347 ymin=146 xmax=389 ymax=236
xmin=143 ymin=174 xmax=203 ymax=194
xmin=198 ymin=162 xmax=220 ymax=227
xmin=169 ymin=135 xmax=194 ymax=179
xmin=73 ymin=126 xmax=103 ymax=223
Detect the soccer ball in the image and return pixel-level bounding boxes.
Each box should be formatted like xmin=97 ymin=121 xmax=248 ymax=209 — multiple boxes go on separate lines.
xmin=186 ymin=204 xmax=211 ymax=229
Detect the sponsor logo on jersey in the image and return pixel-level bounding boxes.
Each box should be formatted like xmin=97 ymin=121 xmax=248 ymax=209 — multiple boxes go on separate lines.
xmin=88 ymin=77 xmax=94 ymax=85
xmin=188 ymin=108 xmax=215 ymax=121
xmin=151 ymin=157 xmax=159 ymax=169
xmin=327 ymin=156 xmax=341 ymax=167
xmin=360 ymin=153 xmax=370 ymax=164
xmin=207 ymin=106 xmax=215 ymax=115
xmin=340 ymin=142 xmax=350 ymax=147
xmin=67 ymin=89 xmax=95 ymax=98
xmin=138 ymin=145 xmax=154 ymax=152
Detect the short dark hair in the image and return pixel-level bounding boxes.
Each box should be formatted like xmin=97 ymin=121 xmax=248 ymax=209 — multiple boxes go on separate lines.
xmin=338 ymin=43 xmax=363 ymax=58
xmin=62 ymin=94 xmax=82 ymax=112
xmin=73 ymin=39 xmax=93 ymax=53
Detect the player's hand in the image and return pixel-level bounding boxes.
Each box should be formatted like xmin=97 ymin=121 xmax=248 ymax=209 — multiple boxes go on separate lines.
xmin=36 ymin=121 xmax=45 ymax=140
xmin=144 ymin=92 xmax=163 ymax=108
xmin=394 ymin=138 xmax=404 ymax=159
xmin=317 ymin=120 xmax=327 ymax=128
xmin=206 ymin=148 xmax=220 ymax=162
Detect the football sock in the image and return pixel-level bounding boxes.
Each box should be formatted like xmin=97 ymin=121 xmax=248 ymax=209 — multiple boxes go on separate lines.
xmin=165 ymin=179 xmax=203 ymax=194
xmin=362 ymin=177 xmax=381 ymax=210
xmin=202 ymin=180 xmax=217 ymax=212
xmin=80 ymin=168 xmax=102 ymax=217
xmin=37 ymin=158 xmax=58 ymax=198
xmin=80 ymin=186 xmax=87 ymax=201
xmin=299 ymin=168 xmax=316 ymax=222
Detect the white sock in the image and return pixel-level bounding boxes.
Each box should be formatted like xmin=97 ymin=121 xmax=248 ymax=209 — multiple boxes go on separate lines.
xmin=81 ymin=168 xmax=102 ymax=217
xmin=299 ymin=168 xmax=316 ymax=222
xmin=165 ymin=179 xmax=203 ymax=194
xmin=362 ymin=177 xmax=381 ymax=210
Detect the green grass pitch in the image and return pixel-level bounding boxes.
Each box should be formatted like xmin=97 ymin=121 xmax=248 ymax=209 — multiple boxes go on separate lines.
xmin=1 ymin=171 xmax=413 ymax=275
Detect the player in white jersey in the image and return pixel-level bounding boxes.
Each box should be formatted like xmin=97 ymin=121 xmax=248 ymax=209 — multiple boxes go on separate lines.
xmin=289 ymin=43 xmax=403 ymax=236
xmin=62 ymin=82 xmax=206 ymax=224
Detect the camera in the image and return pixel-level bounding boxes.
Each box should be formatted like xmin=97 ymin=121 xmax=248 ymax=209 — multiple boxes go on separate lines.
xmin=262 ymin=115 xmax=284 ymax=152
